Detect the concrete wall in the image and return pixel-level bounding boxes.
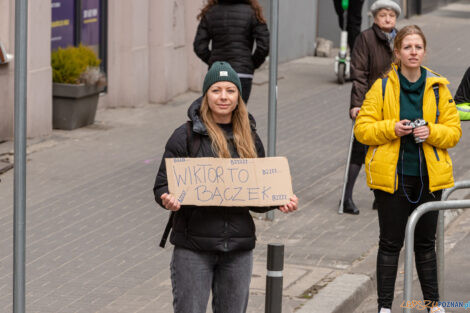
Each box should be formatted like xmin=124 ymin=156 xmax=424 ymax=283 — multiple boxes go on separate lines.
xmin=259 ymin=0 xmax=318 ymax=63
xmin=408 ymin=0 xmax=458 ymax=15
xmin=27 ymin=1 xmax=53 ymax=138
xmin=0 ymin=0 xmax=14 ymax=140
xmin=104 ymin=0 xmax=205 ymax=107
xmin=105 ymin=0 xmax=150 ymax=108
xmin=0 ymin=0 xmax=51 ymax=140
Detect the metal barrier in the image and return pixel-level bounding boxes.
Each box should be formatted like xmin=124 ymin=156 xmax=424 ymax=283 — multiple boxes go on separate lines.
xmin=403 ymin=180 xmax=470 ymax=313
xmin=437 ymin=180 xmax=470 ymax=299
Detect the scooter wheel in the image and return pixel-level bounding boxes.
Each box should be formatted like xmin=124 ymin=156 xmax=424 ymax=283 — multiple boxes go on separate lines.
xmin=338 ymin=63 xmax=345 ymax=84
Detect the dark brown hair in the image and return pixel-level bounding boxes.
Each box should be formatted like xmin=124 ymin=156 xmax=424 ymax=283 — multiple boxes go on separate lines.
xmin=197 ymin=0 xmax=267 ymax=24
xmin=393 ymin=25 xmax=427 ymax=66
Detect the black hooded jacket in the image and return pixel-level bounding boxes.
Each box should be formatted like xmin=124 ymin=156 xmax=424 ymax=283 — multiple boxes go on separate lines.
xmin=193 ymin=0 xmax=270 ymax=74
xmin=455 ymin=67 xmax=470 ymax=104
xmin=153 ymin=98 xmax=272 ymax=252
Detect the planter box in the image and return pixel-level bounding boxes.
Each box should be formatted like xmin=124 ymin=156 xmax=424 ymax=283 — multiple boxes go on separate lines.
xmin=52 ymin=83 xmax=105 ymax=130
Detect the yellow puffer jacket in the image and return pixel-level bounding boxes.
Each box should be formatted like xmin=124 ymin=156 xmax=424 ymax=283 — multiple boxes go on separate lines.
xmin=355 ymin=65 xmax=462 ymax=194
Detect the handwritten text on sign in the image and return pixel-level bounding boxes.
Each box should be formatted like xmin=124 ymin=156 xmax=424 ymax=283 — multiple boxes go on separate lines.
xmin=166 ymin=157 xmax=293 ymax=206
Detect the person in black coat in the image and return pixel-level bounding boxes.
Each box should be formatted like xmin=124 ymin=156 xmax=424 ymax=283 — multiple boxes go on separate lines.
xmin=193 ymin=0 xmax=269 ymax=104
xmin=154 ymin=62 xmax=298 ymax=313
xmin=455 ymin=67 xmax=470 ymax=120
xmin=333 ymin=0 xmax=365 ymax=51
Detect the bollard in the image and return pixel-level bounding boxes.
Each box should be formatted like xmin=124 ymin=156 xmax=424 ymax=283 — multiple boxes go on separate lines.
xmin=265 ymin=244 xmax=284 ymax=313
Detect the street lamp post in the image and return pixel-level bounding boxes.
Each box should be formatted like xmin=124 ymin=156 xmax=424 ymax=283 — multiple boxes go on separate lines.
xmin=266 ymin=0 xmax=279 ymax=221
xmin=13 ymin=0 xmax=28 ymax=312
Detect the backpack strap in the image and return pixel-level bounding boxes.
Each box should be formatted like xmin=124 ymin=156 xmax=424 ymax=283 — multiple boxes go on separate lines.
xmin=186 ymin=121 xmax=201 ymax=157
xmin=382 ymin=78 xmax=440 ymax=123
xmin=382 ymin=77 xmax=388 ymax=101
xmin=159 ymin=213 xmax=174 ymax=248
xmin=160 ymin=121 xmax=201 ymax=248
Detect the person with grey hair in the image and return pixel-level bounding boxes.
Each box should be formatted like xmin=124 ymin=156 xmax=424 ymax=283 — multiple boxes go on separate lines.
xmin=341 ymin=0 xmax=400 ymax=214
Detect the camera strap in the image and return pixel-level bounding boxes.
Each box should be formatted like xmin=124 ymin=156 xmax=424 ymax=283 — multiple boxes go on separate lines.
xmin=400 ymin=142 xmax=424 ymax=204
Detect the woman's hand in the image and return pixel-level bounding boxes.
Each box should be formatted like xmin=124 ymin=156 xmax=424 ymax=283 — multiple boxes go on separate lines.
xmin=278 ymin=195 xmax=298 ymax=213
xmin=161 ymin=193 xmax=181 ymax=211
xmin=395 ymin=120 xmax=413 ymax=137
xmin=412 ymin=125 xmax=430 ymax=142
xmin=350 ymin=107 xmax=360 ymax=120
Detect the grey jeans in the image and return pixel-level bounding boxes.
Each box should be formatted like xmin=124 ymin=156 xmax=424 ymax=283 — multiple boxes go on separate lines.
xmin=170 ymin=246 xmax=253 ymax=313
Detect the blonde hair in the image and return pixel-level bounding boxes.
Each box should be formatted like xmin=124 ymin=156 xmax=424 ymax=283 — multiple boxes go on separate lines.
xmin=393 ymin=25 xmax=427 ymax=67
xmin=200 ymin=94 xmax=258 ymax=158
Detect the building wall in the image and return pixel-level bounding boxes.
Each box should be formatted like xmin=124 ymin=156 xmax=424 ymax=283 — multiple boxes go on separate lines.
xmin=27 ymin=1 xmax=53 ymax=138
xmin=104 ymin=0 xmax=206 ymax=107
xmin=0 ymin=0 xmax=14 ymax=140
xmin=105 ymin=0 xmax=150 ymax=108
xmin=407 ymin=0 xmax=458 ymax=15
xmin=259 ymin=0 xmax=318 ymax=63
xmin=0 ymin=0 xmax=51 ymax=140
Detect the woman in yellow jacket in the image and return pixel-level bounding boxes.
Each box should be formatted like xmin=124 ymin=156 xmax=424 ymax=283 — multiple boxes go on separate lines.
xmin=355 ymin=25 xmax=461 ymax=313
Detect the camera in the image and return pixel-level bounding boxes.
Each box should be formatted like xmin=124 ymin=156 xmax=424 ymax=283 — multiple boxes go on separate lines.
xmin=405 ymin=118 xmax=428 ymax=143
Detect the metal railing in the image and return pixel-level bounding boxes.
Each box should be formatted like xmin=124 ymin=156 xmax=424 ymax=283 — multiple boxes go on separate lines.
xmin=403 ymin=180 xmax=470 ymax=313
xmin=437 ymin=180 xmax=470 ymax=299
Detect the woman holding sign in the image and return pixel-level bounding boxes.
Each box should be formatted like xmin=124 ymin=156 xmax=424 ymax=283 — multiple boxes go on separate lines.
xmin=153 ymin=61 xmax=298 ymax=313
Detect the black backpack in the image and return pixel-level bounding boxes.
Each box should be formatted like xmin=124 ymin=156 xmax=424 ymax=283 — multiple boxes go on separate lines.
xmin=159 ymin=121 xmax=201 ymax=248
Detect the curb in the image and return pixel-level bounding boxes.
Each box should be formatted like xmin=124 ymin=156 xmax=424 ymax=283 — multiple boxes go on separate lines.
xmin=296 ymin=273 xmax=372 ymax=313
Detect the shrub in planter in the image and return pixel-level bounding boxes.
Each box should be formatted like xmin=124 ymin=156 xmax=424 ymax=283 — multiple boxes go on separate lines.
xmin=51 ymin=45 xmax=106 ymax=130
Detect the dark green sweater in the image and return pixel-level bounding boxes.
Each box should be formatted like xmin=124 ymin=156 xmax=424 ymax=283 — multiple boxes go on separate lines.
xmin=397 ymin=67 xmax=428 ymax=176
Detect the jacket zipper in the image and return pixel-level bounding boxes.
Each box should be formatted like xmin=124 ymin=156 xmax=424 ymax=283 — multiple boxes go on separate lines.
xmin=223 ymin=207 xmax=228 ymax=251
xmin=394 ymin=169 xmax=398 ymax=192
xmin=368 ymin=147 xmax=378 ymax=184
xmin=433 ymin=147 xmax=440 ymax=161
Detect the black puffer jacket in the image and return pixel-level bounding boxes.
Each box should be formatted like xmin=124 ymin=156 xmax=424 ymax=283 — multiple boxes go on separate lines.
xmin=193 ymin=0 xmax=270 ymax=74
xmin=153 ymin=98 xmax=272 ymax=252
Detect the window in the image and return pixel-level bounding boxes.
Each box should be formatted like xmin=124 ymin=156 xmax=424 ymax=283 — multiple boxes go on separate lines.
xmin=51 ymin=0 xmax=107 ymax=73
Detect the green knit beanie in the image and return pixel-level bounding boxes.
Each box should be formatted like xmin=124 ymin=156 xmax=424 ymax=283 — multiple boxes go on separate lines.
xmin=202 ymin=61 xmax=242 ymax=96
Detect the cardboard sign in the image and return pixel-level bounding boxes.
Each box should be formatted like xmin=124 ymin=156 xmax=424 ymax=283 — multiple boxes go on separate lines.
xmin=166 ymin=157 xmax=293 ymax=207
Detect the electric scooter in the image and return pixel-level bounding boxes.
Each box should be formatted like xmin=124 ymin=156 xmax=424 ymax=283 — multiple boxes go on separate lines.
xmin=334 ymin=0 xmax=351 ymax=84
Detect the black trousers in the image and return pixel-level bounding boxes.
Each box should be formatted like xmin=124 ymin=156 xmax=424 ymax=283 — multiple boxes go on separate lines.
xmin=333 ymin=0 xmax=365 ymax=50
xmin=374 ymin=175 xmax=441 ymax=310
xmin=240 ymin=77 xmax=252 ymax=104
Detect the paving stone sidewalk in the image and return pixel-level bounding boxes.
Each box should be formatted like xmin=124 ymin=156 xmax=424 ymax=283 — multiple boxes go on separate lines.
xmin=1 ymin=2 xmax=470 ymax=312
